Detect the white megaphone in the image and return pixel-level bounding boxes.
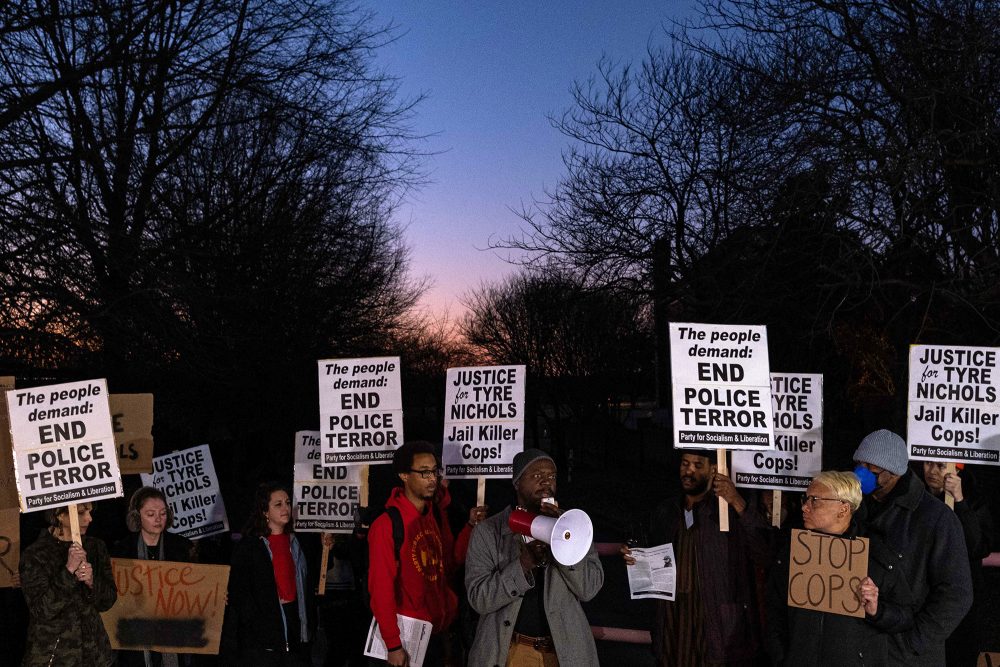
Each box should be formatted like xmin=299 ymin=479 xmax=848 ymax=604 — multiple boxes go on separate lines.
xmin=508 ymin=507 xmax=594 ymax=566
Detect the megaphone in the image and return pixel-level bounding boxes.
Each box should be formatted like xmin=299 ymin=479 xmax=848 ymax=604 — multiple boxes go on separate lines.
xmin=508 ymin=507 xmax=594 ymax=566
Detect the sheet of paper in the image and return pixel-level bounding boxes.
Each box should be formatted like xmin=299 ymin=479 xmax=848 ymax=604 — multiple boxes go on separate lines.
xmin=627 ymin=543 xmax=676 ymax=601
xmin=364 ymin=614 xmax=432 ymax=667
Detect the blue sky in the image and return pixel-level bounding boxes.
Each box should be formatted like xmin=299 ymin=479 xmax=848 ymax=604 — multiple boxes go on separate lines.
xmin=368 ymin=1 xmax=699 ymax=320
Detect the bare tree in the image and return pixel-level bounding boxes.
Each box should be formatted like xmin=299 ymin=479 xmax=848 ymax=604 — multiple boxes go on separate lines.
xmin=0 ymin=0 xmax=424 ymax=380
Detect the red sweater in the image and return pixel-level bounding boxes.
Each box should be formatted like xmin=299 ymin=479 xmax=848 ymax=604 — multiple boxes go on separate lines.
xmin=368 ymin=487 xmax=458 ymax=650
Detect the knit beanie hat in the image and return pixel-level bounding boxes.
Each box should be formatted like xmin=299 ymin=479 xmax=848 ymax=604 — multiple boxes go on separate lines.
xmin=852 ymin=429 xmax=909 ymax=475
xmin=512 ymin=448 xmax=555 ymax=485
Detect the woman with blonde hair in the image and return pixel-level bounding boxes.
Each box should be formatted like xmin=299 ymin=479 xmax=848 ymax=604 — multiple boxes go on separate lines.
xmin=765 ymin=471 xmax=914 ymax=666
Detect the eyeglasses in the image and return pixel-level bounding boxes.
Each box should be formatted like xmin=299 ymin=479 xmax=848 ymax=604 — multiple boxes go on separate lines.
xmin=528 ymin=472 xmax=556 ymax=483
xmin=408 ymin=468 xmax=442 ymax=479
xmin=804 ymin=495 xmax=847 ymax=508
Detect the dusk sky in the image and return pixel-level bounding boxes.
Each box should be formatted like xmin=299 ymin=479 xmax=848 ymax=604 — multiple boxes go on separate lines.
xmin=369 ymin=1 xmax=698 ymax=321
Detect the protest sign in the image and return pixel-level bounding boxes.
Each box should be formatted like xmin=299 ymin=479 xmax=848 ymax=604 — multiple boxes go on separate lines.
xmin=0 ymin=506 xmax=19 ymax=588
xmin=141 ymin=445 xmax=228 ymax=539
xmin=6 ymin=379 xmax=122 ymax=511
xmin=293 ymin=430 xmax=361 ymax=533
xmin=319 ymin=357 xmax=403 ymax=465
xmin=908 ymin=344 xmax=1000 ymax=465
xmin=787 ymin=528 xmax=868 ymax=618
xmin=733 ymin=373 xmax=823 ymax=491
xmin=669 ymin=323 xmax=775 ymax=450
xmin=102 ymin=558 xmax=229 ymax=654
xmin=110 ymin=394 xmax=154 ymax=475
xmin=0 ymin=376 xmax=17 ymax=508
xmin=441 ymin=365 xmax=526 ymax=478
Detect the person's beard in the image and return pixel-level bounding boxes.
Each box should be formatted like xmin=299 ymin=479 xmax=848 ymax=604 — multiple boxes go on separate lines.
xmin=682 ymin=475 xmax=710 ymax=497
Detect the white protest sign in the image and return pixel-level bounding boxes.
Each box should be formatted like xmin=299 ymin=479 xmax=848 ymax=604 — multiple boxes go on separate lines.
xmin=733 ymin=373 xmax=823 ymax=491
xmin=908 ymin=344 xmax=1000 ymax=465
xmin=141 ymin=445 xmax=228 ymax=539
xmin=6 ymin=379 xmax=122 ymax=511
xmin=293 ymin=430 xmax=361 ymax=533
xmin=669 ymin=323 xmax=775 ymax=449
xmin=319 ymin=357 xmax=403 ymax=465
xmin=442 ymin=365 xmax=526 ymax=478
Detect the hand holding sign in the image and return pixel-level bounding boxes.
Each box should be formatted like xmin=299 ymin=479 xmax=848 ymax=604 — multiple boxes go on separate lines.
xmin=66 ymin=542 xmax=87 ymax=575
xmin=858 ymin=576 xmax=879 ymax=616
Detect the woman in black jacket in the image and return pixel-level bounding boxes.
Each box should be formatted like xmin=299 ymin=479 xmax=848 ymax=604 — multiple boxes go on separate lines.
xmin=111 ymin=486 xmax=197 ymax=667
xmin=221 ymin=482 xmax=312 ymax=666
xmin=766 ymin=471 xmax=914 ymax=666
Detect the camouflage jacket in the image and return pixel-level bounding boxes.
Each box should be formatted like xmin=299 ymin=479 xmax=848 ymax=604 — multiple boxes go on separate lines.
xmin=19 ymin=529 xmax=117 ymax=667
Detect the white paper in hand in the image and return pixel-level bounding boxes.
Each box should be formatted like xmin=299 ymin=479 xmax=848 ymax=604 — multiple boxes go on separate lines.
xmin=364 ymin=614 xmax=432 ymax=667
xmin=627 ymin=543 xmax=677 ymax=601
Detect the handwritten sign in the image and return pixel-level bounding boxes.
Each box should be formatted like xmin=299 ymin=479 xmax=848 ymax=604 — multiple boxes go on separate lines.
xmin=6 ymin=379 xmax=122 ymax=511
xmin=787 ymin=528 xmax=868 ymax=618
xmin=669 ymin=323 xmax=775 ymax=449
xmin=0 ymin=507 xmax=19 ymax=588
xmin=319 ymin=357 xmax=403 ymax=465
xmin=102 ymin=558 xmax=230 ymax=654
xmin=442 ymin=365 xmax=526 ymax=478
xmin=908 ymin=344 xmax=1000 ymax=465
xmin=0 ymin=376 xmax=16 ymax=508
xmin=110 ymin=394 xmax=154 ymax=475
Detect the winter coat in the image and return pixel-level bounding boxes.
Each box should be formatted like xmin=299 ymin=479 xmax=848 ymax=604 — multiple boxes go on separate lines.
xmin=367 ymin=487 xmax=458 ymax=650
xmin=111 ymin=529 xmax=197 ymax=563
xmin=765 ymin=520 xmax=916 ymax=666
xmin=465 ymin=505 xmax=604 ymax=667
xmin=649 ymin=491 xmax=770 ymax=665
xmin=857 ymin=471 xmax=973 ymax=666
xmin=20 ymin=529 xmax=117 ymax=667
xmin=220 ymin=532 xmax=312 ymax=663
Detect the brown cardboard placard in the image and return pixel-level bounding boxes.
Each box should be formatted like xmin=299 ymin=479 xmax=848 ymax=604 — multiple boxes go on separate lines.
xmin=787 ymin=528 xmax=869 ymax=618
xmin=0 ymin=377 xmax=17 ymax=508
xmin=102 ymin=558 xmax=230 ymax=654
xmin=0 ymin=506 xmax=19 ymax=587
xmin=109 ymin=394 xmax=154 ymax=475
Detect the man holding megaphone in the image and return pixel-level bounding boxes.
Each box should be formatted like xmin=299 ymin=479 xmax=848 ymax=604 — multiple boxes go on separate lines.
xmin=465 ymin=449 xmax=603 ymax=666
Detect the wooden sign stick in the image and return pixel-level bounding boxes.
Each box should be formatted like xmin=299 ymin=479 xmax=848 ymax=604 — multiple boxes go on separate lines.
xmin=717 ymin=449 xmax=730 ymax=532
xmin=317 ymin=537 xmax=331 ymax=596
xmin=945 ymin=462 xmax=956 ymax=510
xmin=476 ymin=478 xmax=486 ymax=507
xmin=68 ymin=502 xmax=82 ymax=544
xmin=772 ymin=489 xmax=783 ymax=528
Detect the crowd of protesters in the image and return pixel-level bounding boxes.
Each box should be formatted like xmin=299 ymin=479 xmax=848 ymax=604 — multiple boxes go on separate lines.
xmin=2 ymin=429 xmax=995 ymax=667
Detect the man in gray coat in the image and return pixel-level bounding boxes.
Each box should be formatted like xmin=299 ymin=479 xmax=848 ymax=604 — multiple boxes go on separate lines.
xmin=465 ymin=449 xmax=604 ymax=666
xmin=853 ymin=429 xmax=973 ymax=666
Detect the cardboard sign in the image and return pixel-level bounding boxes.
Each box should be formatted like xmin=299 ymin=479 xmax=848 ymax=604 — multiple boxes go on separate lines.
xmin=669 ymin=323 xmax=775 ymax=449
xmin=787 ymin=528 xmax=868 ymax=618
xmin=733 ymin=373 xmax=823 ymax=490
xmin=6 ymin=379 xmax=122 ymax=511
xmin=110 ymin=394 xmax=154 ymax=475
xmin=319 ymin=357 xmax=403 ymax=465
xmin=293 ymin=430 xmax=361 ymax=533
xmin=102 ymin=558 xmax=229 ymax=654
xmin=441 ymin=365 xmax=526 ymax=478
xmin=141 ymin=445 xmax=228 ymax=540
xmin=0 ymin=506 xmax=19 ymax=588
xmin=908 ymin=345 xmax=1000 ymax=465
xmin=0 ymin=376 xmax=17 ymax=508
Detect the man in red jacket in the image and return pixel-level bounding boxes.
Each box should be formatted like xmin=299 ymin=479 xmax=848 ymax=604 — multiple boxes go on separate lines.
xmin=368 ymin=441 xmax=458 ymax=666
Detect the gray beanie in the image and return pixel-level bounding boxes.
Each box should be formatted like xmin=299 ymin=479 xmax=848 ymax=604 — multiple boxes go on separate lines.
xmin=853 ymin=429 xmax=909 ymax=476
xmin=512 ymin=448 xmax=555 ymax=485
